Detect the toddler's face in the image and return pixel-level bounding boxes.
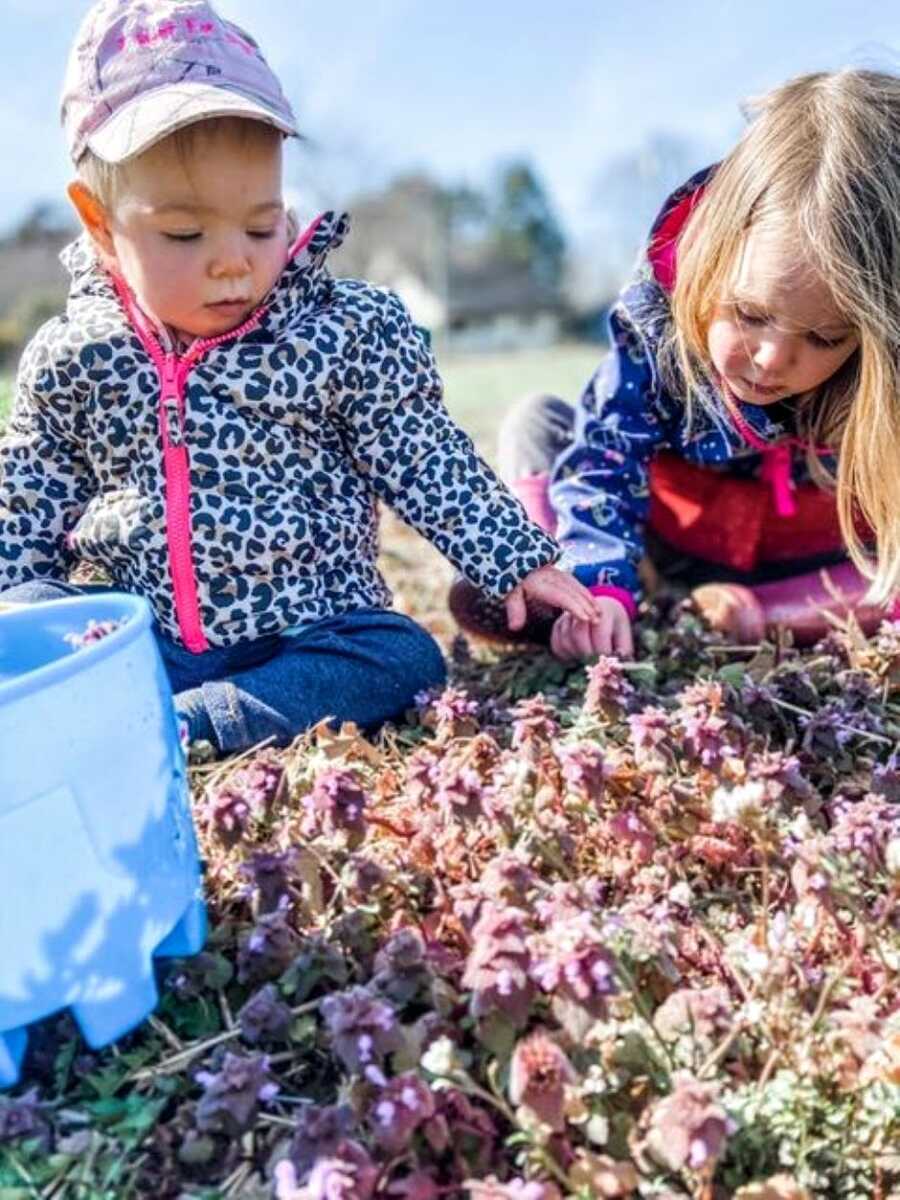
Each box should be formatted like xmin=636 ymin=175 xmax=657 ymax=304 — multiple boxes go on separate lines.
xmin=707 ymin=226 xmax=858 ymax=406
xmin=103 ymin=126 xmax=289 ymax=343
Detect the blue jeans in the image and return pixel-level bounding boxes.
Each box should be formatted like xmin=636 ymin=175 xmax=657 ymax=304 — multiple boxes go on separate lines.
xmin=0 ymin=581 xmax=446 ymax=754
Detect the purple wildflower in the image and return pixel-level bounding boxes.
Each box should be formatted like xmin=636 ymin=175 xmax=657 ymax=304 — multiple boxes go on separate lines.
xmin=320 ymin=986 xmax=403 ymax=1074
xmin=286 ymin=1104 xmax=356 ymax=1177
xmin=654 ymin=986 xmax=733 ymax=1046
xmin=275 ymin=1141 xmax=378 ymax=1200
xmin=0 ymin=1088 xmax=51 ymax=1148
xmin=478 ymin=852 xmax=539 ymax=907
xmin=429 ymin=686 xmax=481 ymax=736
xmin=558 ymin=741 xmax=608 ymax=803
xmin=827 ymin=794 xmax=900 ymax=864
xmin=238 ymin=983 xmax=293 ymax=1045
xmin=435 ymin=764 xmax=486 ymax=824
xmin=237 ymin=899 xmax=300 ymax=985
xmin=873 ymin=753 xmax=900 ymax=802
xmin=368 ymin=1072 xmax=437 ymax=1153
xmin=194 ymin=1052 xmax=278 ymax=1136
xmin=371 ymin=927 xmax=432 ymax=1007
xmin=201 ymin=753 xmax=284 ymax=849
xmin=302 ymin=768 xmax=368 ymax=844
xmin=627 ymin=706 xmax=672 ymax=768
xmin=529 ymin=909 xmax=618 ymax=1020
xmin=240 ymin=847 xmax=300 ymax=914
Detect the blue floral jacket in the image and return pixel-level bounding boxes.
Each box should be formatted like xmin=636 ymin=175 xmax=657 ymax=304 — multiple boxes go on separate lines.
xmin=551 ymin=166 xmax=834 ymax=603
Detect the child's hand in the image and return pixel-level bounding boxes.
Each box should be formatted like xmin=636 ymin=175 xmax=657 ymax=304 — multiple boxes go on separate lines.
xmin=505 ymin=564 xmax=599 ymax=632
xmin=549 ymin=596 xmax=633 ymax=660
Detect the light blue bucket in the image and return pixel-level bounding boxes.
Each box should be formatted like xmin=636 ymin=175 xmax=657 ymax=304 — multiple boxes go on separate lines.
xmin=0 ymin=593 xmax=207 ymax=1087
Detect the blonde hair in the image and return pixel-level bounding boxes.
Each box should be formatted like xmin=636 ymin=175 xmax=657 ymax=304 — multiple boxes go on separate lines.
xmin=662 ymin=69 xmax=900 ymax=605
xmin=77 ymin=115 xmax=284 ymax=209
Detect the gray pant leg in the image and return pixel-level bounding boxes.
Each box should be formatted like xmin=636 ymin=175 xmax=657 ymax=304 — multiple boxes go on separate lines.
xmin=496 ymin=393 xmax=575 ymax=484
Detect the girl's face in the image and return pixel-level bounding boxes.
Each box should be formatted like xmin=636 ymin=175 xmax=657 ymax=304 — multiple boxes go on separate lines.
xmin=707 ymin=225 xmax=859 ymax=406
xmin=102 ymin=125 xmax=290 ymax=343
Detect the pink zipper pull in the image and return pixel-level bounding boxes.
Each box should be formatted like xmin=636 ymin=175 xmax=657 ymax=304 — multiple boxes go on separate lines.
xmin=762 ymin=443 xmax=797 ymax=518
xmin=161 ymin=353 xmax=179 ymax=401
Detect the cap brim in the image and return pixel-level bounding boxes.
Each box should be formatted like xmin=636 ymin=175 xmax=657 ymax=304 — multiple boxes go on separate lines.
xmin=87 ymin=82 xmax=299 ymax=164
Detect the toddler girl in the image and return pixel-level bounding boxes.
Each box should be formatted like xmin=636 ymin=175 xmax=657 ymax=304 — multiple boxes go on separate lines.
xmin=0 ymin=0 xmax=597 ymax=753
xmin=452 ymin=70 xmax=898 ymax=657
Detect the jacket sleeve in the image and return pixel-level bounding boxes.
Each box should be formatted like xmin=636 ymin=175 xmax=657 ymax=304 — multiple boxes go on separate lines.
xmin=331 ymin=290 xmax=560 ymax=597
xmin=0 ymin=326 xmax=94 ymax=587
xmin=550 ymin=300 xmax=671 ymax=603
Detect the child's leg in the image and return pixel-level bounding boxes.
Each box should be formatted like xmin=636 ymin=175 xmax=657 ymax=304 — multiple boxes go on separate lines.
xmin=496 ymin=393 xmax=575 ymax=534
xmin=691 ymin=560 xmax=883 ymax=647
xmin=0 ymin=580 xmax=91 ymax=606
xmin=168 ymin=609 xmax=447 ymax=755
xmin=448 ymin=394 xmax=574 ymax=644
xmin=497 ymin=392 xmax=575 ymax=483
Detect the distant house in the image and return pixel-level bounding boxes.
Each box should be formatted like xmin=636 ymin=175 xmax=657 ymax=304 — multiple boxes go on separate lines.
xmin=445 ymin=259 xmax=565 ymax=353
xmin=329 ymin=176 xmax=568 ymax=353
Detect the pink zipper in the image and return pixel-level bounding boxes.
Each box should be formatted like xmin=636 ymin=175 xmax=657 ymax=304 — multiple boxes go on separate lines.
xmin=111 ymin=275 xmax=265 ymax=652
xmin=719 ymin=381 xmax=831 ymax=520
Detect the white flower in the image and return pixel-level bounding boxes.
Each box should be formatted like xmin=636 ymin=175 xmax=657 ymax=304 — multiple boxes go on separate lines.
xmin=885 ymin=837 xmax=900 ymax=877
xmin=711 ymin=780 xmax=767 ymax=825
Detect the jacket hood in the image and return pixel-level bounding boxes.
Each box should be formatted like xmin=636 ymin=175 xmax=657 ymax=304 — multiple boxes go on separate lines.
xmin=620 ymin=166 xmax=791 ymax=451
xmin=58 ymin=210 xmax=350 ymax=339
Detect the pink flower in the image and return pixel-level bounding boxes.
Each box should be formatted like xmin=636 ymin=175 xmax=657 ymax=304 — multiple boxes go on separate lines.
xmin=275 ymin=1141 xmax=378 ymax=1200
xmin=558 ymin=742 xmax=609 ymax=802
xmin=627 ymin=706 xmax=672 ymax=768
xmin=237 ymin=900 xmax=300 ymax=985
xmin=421 ymin=686 xmax=481 ymax=738
xmin=510 ymin=695 xmax=558 ymax=747
xmin=529 ymin=909 xmax=617 ymax=1017
xmin=653 ymin=987 xmax=733 ymax=1046
xmin=607 ymin=810 xmax=655 ymax=863
xmin=461 ymin=904 xmax=534 ymax=1029
xmin=435 ymin=764 xmax=486 ymax=823
xmin=584 ymin=655 xmax=635 ymax=716
xmin=286 ymin=1103 xmax=355 ymax=1177
xmin=372 ymin=928 xmax=432 ymax=1007
xmin=508 ymin=1028 xmax=576 ymax=1131
xmin=645 ymin=1072 xmax=735 ymax=1171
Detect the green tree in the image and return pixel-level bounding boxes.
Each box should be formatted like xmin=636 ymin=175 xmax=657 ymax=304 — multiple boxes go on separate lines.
xmin=490 ymin=160 xmax=567 ymax=287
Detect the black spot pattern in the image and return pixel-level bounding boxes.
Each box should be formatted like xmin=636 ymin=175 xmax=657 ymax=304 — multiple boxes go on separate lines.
xmin=0 ymin=215 xmax=559 ymax=647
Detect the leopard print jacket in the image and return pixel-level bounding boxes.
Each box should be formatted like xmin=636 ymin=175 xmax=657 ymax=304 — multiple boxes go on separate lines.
xmin=0 ymin=212 xmax=558 ymax=650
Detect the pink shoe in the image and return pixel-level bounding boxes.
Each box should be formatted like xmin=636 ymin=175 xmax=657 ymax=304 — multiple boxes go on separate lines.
xmin=693 ymin=561 xmax=885 ymax=647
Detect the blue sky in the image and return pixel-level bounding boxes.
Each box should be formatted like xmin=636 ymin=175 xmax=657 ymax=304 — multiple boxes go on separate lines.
xmin=2 ymin=0 xmax=898 ymax=241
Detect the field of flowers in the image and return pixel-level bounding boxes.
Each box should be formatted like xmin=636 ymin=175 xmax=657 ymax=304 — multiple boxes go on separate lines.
xmin=3 ymin=352 xmax=900 ymax=1199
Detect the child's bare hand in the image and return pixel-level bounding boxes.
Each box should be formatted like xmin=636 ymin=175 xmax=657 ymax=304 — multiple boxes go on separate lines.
xmin=505 ymin=564 xmax=599 ymax=631
xmin=550 ymin=596 xmax=633 ymax=661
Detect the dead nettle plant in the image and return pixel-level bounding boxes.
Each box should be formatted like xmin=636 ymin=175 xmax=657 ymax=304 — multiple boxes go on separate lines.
xmin=5 ymin=596 xmax=900 ymax=1199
